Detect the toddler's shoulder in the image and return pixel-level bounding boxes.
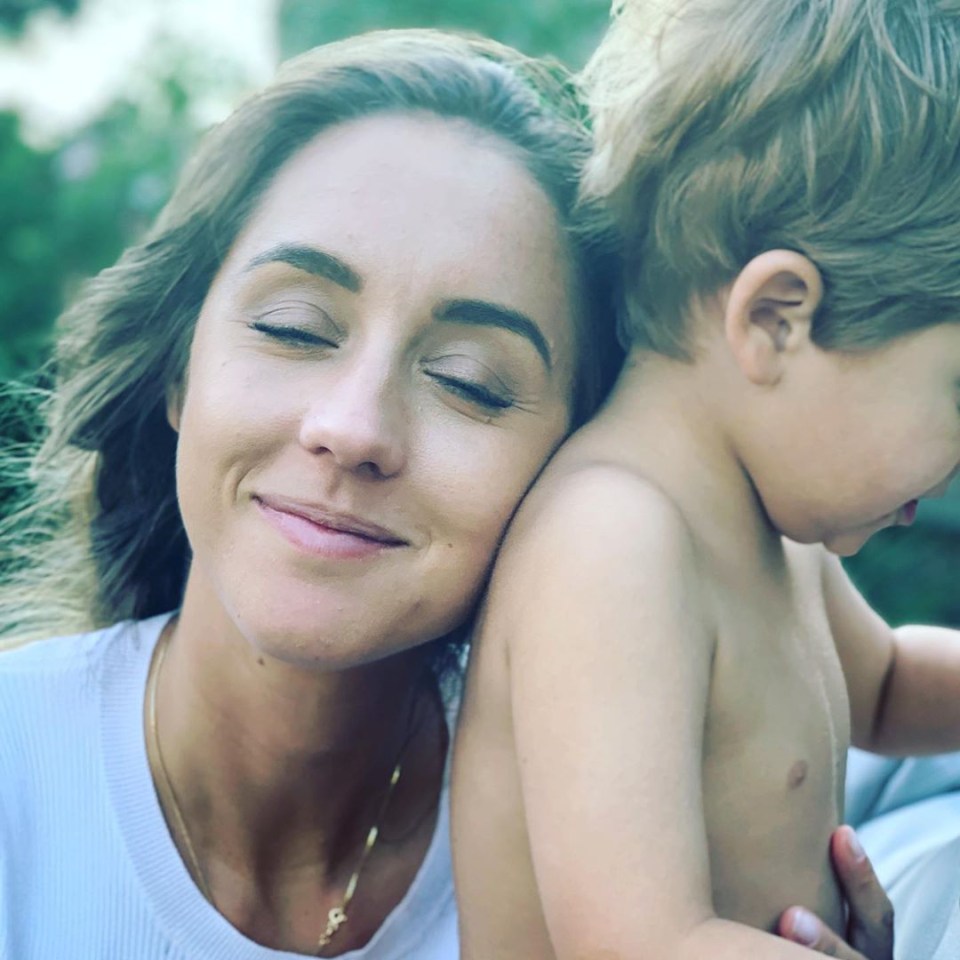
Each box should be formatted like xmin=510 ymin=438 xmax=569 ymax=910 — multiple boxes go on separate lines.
xmin=492 ymin=460 xmax=701 ymax=618
xmin=513 ymin=458 xmax=694 ymax=557
xmin=486 ymin=458 xmax=714 ymax=667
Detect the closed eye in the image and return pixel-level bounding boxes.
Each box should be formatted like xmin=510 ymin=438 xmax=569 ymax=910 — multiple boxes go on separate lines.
xmin=429 ymin=373 xmax=514 ymax=412
xmin=249 ymin=321 xmax=336 ymax=348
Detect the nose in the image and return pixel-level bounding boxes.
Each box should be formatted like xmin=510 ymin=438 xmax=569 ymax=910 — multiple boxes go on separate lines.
xmin=298 ymin=354 xmax=406 ymax=479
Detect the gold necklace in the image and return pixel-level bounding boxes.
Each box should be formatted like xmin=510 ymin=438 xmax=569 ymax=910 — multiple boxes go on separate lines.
xmin=315 ymin=759 xmax=402 ymax=952
xmin=146 ymin=627 xmax=407 ymax=957
xmin=147 ymin=626 xmax=215 ymax=902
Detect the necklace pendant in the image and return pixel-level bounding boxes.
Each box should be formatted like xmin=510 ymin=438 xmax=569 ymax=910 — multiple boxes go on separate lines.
xmin=317 ymin=906 xmax=348 ymax=949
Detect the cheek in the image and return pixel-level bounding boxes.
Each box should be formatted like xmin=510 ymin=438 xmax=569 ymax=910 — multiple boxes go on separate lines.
xmin=172 ymin=362 xmax=281 ymax=546
xmin=427 ymin=417 xmax=567 ymax=552
xmin=410 ymin=436 xmax=559 ymax=639
xmin=180 ymin=351 xmax=291 ymax=458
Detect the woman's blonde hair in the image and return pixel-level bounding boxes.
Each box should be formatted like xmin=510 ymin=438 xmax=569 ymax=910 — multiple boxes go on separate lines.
xmin=1 ymin=29 xmax=619 ymax=649
xmin=583 ymin=0 xmax=960 ymax=356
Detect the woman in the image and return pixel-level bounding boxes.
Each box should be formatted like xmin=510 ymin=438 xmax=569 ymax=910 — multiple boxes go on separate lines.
xmin=0 ymin=25 xmax=890 ymax=960
xmin=0 ymin=30 xmax=618 ymax=959
xmin=846 ymin=748 xmax=960 ymax=959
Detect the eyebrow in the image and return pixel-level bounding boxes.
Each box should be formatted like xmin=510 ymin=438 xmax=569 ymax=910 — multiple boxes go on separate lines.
xmin=244 ymin=244 xmax=362 ymax=293
xmin=243 ymin=245 xmax=552 ymax=368
xmin=436 ymin=299 xmax=553 ymax=370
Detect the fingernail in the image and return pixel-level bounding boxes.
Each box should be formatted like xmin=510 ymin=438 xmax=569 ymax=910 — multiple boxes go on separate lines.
xmin=790 ymin=908 xmax=820 ymax=946
xmin=846 ymin=828 xmax=866 ymax=862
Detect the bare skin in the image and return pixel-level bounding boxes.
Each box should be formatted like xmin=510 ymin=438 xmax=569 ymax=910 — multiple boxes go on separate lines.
xmin=453 ymin=251 xmax=960 ymax=960
xmin=779 ymin=826 xmax=894 ymax=960
xmin=148 ymin=612 xmax=447 ymax=953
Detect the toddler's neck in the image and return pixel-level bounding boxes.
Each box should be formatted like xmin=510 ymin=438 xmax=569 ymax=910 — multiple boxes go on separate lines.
xmin=580 ymin=348 xmax=785 ymax=569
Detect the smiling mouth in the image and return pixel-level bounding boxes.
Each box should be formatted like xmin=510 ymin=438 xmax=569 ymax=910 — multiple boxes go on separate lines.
xmin=253 ymin=495 xmax=408 ymax=557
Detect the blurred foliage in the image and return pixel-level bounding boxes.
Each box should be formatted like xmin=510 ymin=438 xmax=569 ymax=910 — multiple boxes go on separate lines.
xmin=279 ymin=0 xmax=611 ymax=67
xmin=0 ymin=0 xmax=78 ymax=36
xmin=0 ymin=72 xmax=196 ymax=378
xmin=846 ymin=494 xmax=960 ymax=627
xmin=0 ymin=113 xmax=58 ymax=377
xmin=0 ymin=0 xmax=957 ymax=626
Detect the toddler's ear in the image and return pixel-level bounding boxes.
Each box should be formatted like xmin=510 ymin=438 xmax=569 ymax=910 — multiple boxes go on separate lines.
xmin=723 ymin=250 xmax=822 ymax=386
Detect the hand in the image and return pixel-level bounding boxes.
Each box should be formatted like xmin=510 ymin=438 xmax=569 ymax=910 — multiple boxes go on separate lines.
xmin=777 ymin=826 xmax=894 ymax=959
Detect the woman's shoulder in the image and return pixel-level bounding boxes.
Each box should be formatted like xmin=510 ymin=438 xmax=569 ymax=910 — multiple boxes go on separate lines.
xmin=0 ymin=614 xmax=168 ymax=803
xmin=0 ymin=615 xmax=173 ymax=951
xmin=0 ymin=620 xmax=119 ymax=677
xmin=0 ymin=622 xmax=121 ymax=750
xmin=0 ymin=613 xmax=167 ymax=679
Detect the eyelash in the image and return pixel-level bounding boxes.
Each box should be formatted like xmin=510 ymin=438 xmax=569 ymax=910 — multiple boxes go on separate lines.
xmin=251 ymin=321 xmax=514 ymax=413
xmin=429 ymin=373 xmax=514 ymax=412
xmin=250 ymin=321 xmax=335 ymax=348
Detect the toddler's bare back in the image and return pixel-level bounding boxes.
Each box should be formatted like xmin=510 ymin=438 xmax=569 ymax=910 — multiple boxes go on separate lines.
xmin=453 ymin=431 xmax=848 ymax=959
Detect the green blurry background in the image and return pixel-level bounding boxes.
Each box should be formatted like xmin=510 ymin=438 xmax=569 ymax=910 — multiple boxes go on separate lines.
xmin=1 ymin=0 xmax=956 ymax=624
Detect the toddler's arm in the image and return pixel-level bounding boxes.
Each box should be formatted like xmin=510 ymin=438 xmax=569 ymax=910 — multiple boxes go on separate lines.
xmin=823 ymin=552 xmax=960 ymax=754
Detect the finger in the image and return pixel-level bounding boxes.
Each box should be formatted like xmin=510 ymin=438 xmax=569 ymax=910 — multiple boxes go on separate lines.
xmin=778 ymin=906 xmax=866 ymax=959
xmin=831 ymin=826 xmax=895 ymax=960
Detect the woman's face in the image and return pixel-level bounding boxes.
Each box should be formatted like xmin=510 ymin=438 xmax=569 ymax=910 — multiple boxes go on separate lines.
xmin=170 ymin=113 xmax=580 ymax=668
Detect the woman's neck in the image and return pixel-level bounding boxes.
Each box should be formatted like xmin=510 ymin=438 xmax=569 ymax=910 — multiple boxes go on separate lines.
xmin=150 ymin=576 xmax=447 ymax=899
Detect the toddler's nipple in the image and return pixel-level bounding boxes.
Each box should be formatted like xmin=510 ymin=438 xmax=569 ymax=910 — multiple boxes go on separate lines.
xmin=787 ymin=759 xmax=808 ymax=790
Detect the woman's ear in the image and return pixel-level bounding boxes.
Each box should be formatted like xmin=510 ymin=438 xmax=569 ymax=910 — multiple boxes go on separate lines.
xmin=166 ymin=381 xmax=184 ymax=433
xmin=723 ymin=250 xmax=823 ymax=386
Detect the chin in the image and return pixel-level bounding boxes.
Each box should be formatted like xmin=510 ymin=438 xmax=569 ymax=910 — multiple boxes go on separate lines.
xmin=241 ymin=599 xmax=460 ymax=673
xmin=821 ymin=529 xmax=873 ymax=558
xmin=772 ymin=508 xmax=876 ymax=558
xmin=249 ymin=621 xmax=417 ymax=671
xmin=823 ymin=542 xmax=863 ymax=558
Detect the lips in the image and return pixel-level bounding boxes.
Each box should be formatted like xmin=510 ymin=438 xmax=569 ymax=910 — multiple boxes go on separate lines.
xmin=253 ymin=494 xmax=408 ymax=553
xmin=897 ymin=499 xmax=919 ymax=526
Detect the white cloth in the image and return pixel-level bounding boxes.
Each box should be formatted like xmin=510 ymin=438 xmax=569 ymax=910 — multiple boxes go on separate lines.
xmin=0 ymin=614 xmax=458 ymax=959
xmin=847 ymin=749 xmax=960 ymax=960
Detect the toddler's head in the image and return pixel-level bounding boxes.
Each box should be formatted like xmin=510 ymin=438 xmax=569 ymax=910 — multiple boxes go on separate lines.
xmin=584 ymin=0 xmax=960 ymax=358
xmin=583 ymin=0 xmax=960 ymax=553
